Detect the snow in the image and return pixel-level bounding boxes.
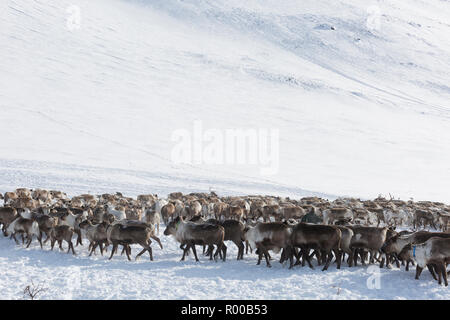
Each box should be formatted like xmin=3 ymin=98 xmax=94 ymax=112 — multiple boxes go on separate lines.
xmin=1 ymin=0 xmax=450 ymax=201
xmin=1 ymin=225 xmax=449 ymax=300
xmin=0 ymin=0 xmax=450 ymax=299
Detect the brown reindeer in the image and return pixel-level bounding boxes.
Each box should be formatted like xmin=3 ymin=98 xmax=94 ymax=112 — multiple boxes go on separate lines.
xmin=382 ymin=230 xmax=450 ymax=272
xmin=34 ymin=214 xmax=58 ymax=248
xmin=7 ymin=217 xmax=41 ymax=248
xmin=161 ymin=203 xmax=176 ymax=224
xmin=164 ymin=216 xmax=226 ymax=262
xmin=335 ymin=225 xmax=354 ymax=266
xmin=107 ymin=221 xmax=162 ymax=261
xmin=0 ymin=207 xmax=18 ymax=235
xmin=49 ymin=225 xmax=76 ymax=254
xmin=289 ymin=223 xmax=341 ymax=271
xmin=244 ymin=222 xmax=292 ymax=268
xmin=3 ymin=192 xmax=18 ymax=204
xmin=213 ymin=202 xmax=229 ymax=220
xmin=347 ymin=226 xmax=388 ymax=266
xmin=79 ymin=220 xmax=110 ymax=256
xmin=204 ymin=219 xmax=246 ymax=260
xmin=414 ymin=209 xmax=437 ymax=230
xmin=399 ymin=237 xmax=450 ymax=286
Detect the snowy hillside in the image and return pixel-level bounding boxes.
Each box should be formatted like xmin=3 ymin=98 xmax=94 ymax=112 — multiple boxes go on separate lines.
xmin=1 ymin=0 xmax=449 ymax=201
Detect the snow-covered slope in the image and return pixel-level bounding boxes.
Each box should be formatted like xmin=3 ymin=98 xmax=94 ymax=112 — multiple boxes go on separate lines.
xmin=1 ymin=0 xmax=450 ymax=300
xmin=1 ymin=0 xmax=450 ymax=201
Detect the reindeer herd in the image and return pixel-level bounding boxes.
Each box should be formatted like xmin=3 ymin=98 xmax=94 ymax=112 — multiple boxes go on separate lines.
xmin=0 ymin=189 xmax=449 ymax=286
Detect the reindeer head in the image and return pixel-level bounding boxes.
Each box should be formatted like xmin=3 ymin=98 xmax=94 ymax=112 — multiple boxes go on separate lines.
xmin=163 ymin=216 xmax=183 ymax=236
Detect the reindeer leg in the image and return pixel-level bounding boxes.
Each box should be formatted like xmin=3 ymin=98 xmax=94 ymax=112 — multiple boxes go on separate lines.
xmin=380 ymin=254 xmax=385 ymax=268
xmin=210 ymin=244 xmax=217 ymax=261
xmin=125 ymin=245 xmax=132 ymax=261
xmin=427 ymin=264 xmax=438 ymax=281
xmin=256 ymin=245 xmax=263 ymax=265
xmin=437 ymin=264 xmax=443 ymax=285
xmin=415 ymin=266 xmax=423 ymax=280
xmin=220 ymin=243 xmax=227 ymax=262
xmin=76 ymin=230 xmax=82 ymax=246
xmin=236 ymin=241 xmax=244 ymax=260
xmin=89 ymin=243 xmax=98 ymax=257
xmin=352 ymin=248 xmax=358 ymax=267
xmin=36 ymin=234 xmax=43 ymax=249
xmin=310 ymin=250 xmax=320 ymax=265
xmin=322 ymin=250 xmax=333 ymax=271
xmin=150 ymin=235 xmax=163 ymax=250
xmin=109 ymin=242 xmax=118 ymax=260
xmin=305 ymin=249 xmax=314 ymax=269
xmin=181 ymin=244 xmax=189 ymax=261
xmin=361 ymin=250 xmax=367 ymax=266
xmin=204 ymin=245 xmax=212 ymax=256
xmin=214 ymin=242 xmax=225 ymax=262
xmin=26 ymin=236 xmax=32 ymax=248
xmin=191 ymin=244 xmax=200 ymax=262
xmin=394 ymin=255 xmax=400 ymax=268
xmin=11 ymin=233 xmax=17 ymax=244
xmin=443 ymin=264 xmax=448 ymax=286
xmin=293 ymin=248 xmax=302 ymax=266
xmin=69 ymin=241 xmax=76 ymax=255
xmin=347 ymin=250 xmax=353 ymax=267
xmin=334 ymin=249 xmax=341 ymax=270
xmin=262 ymin=246 xmax=271 ymax=268
xmin=135 ymin=248 xmax=147 ymax=261
xmin=286 ymin=246 xmax=294 ymax=269
xmin=148 ymin=244 xmax=153 ymax=261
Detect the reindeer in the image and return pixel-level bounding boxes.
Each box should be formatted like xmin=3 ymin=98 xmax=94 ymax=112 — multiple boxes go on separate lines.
xmin=382 ymin=230 xmax=450 ymax=271
xmin=57 ymin=210 xmax=87 ymax=246
xmin=289 ymin=223 xmax=341 ymax=271
xmin=107 ymin=221 xmax=162 ymax=261
xmin=244 ymin=222 xmax=292 ymax=268
xmin=49 ymin=225 xmax=76 ymax=254
xmin=347 ymin=226 xmax=388 ymax=266
xmin=204 ymin=219 xmax=246 ymax=260
xmin=164 ymin=216 xmax=226 ymax=262
xmin=414 ymin=209 xmax=437 ymax=230
xmin=34 ymin=214 xmax=58 ymax=248
xmin=79 ymin=220 xmax=110 ymax=256
xmin=0 ymin=207 xmax=19 ymax=235
xmin=161 ymin=203 xmax=176 ymax=224
xmin=3 ymin=192 xmax=18 ymax=204
xmin=399 ymin=237 xmax=450 ymax=286
xmin=7 ymin=217 xmax=41 ymax=248
xmin=144 ymin=209 xmax=161 ymax=235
